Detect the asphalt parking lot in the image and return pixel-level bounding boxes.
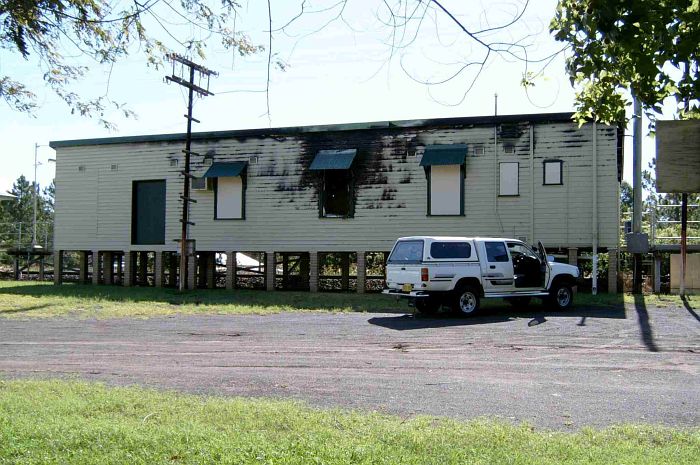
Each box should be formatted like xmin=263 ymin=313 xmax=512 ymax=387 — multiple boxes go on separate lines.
xmin=1 ymin=300 xmax=698 ymax=430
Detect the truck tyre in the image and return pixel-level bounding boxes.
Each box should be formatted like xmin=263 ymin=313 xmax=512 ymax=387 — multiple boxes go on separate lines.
xmin=451 ymin=285 xmax=480 ymax=316
xmin=415 ymin=297 xmax=440 ymax=316
xmin=548 ymin=282 xmax=573 ymax=310
xmin=506 ymin=297 xmax=531 ymax=308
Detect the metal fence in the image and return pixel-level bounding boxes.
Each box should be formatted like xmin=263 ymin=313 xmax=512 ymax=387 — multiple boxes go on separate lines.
xmin=620 ymin=204 xmax=699 ymax=248
xmin=0 ymin=222 xmax=53 ymax=252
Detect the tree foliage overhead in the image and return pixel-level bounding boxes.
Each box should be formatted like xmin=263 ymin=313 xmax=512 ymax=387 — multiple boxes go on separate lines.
xmin=551 ymin=0 xmax=700 ymax=125
xmin=0 ymin=0 xmax=262 ymax=128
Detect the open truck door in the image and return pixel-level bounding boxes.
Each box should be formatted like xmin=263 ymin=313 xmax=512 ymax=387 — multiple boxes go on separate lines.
xmin=537 ymin=241 xmax=552 ymax=289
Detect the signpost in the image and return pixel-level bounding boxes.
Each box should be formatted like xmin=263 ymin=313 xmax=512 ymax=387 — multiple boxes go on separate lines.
xmin=656 ymin=120 xmax=700 ymax=295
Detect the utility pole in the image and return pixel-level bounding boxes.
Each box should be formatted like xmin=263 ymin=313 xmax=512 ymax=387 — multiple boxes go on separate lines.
xmin=632 ymin=96 xmax=643 ymax=294
xmin=680 ymin=193 xmax=687 ymax=295
xmin=32 ymin=143 xmax=53 ymax=248
xmin=679 ymin=72 xmax=691 ymax=297
xmin=165 ymin=54 xmax=217 ymax=291
xmin=33 ymin=143 xmax=39 ymax=248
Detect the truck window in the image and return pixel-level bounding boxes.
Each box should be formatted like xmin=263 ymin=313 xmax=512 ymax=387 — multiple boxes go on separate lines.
xmin=507 ymin=242 xmax=539 ymax=261
xmin=388 ymin=240 xmax=424 ymax=264
xmin=430 ymin=242 xmax=471 ymax=259
xmin=485 ymin=242 xmax=509 ymax=262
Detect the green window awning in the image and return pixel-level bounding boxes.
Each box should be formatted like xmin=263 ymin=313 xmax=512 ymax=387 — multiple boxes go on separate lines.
xmin=309 ymin=149 xmax=357 ymax=170
xmin=419 ymin=144 xmax=468 ymax=166
xmin=203 ymin=161 xmax=247 ymax=178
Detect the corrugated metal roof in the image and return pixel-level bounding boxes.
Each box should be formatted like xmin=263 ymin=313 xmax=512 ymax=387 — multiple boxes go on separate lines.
xmin=309 ymin=149 xmax=357 ymax=170
xmin=49 ymin=112 xmax=576 ymax=148
xmin=203 ymin=161 xmax=247 ymax=178
xmin=419 ymin=144 xmax=468 ymax=166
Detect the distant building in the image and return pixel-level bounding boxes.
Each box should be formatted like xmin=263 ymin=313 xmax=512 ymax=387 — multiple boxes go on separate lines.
xmin=50 ymin=112 xmax=622 ymax=292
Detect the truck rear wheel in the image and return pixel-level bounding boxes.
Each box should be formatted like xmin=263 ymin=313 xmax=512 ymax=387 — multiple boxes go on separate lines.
xmin=415 ymin=297 xmax=440 ymax=315
xmin=451 ymin=285 xmax=480 ymax=316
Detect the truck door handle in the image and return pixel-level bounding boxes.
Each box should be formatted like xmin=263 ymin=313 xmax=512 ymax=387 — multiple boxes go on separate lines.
xmin=489 ymin=265 xmax=495 ymax=269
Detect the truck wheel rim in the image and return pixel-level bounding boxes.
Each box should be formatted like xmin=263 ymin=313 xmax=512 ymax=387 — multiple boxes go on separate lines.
xmin=557 ymin=288 xmax=570 ymax=307
xmin=460 ymin=292 xmax=476 ymax=313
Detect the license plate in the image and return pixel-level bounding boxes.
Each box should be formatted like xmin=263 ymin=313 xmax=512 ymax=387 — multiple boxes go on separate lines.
xmin=402 ymin=283 xmax=413 ymax=293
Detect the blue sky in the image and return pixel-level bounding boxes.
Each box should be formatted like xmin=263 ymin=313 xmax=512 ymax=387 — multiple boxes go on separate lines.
xmin=0 ymin=0 xmax=662 ymax=195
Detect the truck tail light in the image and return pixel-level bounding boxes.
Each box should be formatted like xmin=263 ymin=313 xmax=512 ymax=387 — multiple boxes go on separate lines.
xmin=421 ymin=267 xmax=429 ymax=282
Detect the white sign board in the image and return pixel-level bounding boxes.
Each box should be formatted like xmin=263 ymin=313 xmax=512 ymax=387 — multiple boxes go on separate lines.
xmin=656 ymin=120 xmax=700 ymax=193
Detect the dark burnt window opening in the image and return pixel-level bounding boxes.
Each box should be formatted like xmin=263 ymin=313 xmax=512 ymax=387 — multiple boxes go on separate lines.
xmin=322 ymin=170 xmax=354 ymax=218
xmin=309 ymin=149 xmax=357 ymax=218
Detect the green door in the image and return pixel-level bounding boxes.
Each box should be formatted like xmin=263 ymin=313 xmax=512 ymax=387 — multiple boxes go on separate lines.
xmin=131 ymin=180 xmax=166 ymax=245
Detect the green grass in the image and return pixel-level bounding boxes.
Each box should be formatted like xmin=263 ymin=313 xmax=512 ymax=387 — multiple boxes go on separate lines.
xmin=573 ymin=291 xmax=699 ymax=308
xmin=0 ymin=380 xmax=697 ymax=464
xmin=0 ymin=281 xmax=401 ymax=319
xmin=0 ymin=280 xmax=696 ymax=319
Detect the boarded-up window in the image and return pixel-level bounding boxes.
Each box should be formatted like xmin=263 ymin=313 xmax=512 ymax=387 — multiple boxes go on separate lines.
xmin=430 ymin=165 xmax=462 ymax=215
xmin=499 ymin=162 xmax=519 ymax=196
xmin=544 ymin=160 xmax=563 ymax=185
xmin=420 ymin=145 xmax=466 ymax=216
xmin=216 ymin=177 xmax=244 ymax=219
xmin=205 ymin=162 xmax=247 ymax=220
xmin=131 ymin=180 xmax=166 ymax=245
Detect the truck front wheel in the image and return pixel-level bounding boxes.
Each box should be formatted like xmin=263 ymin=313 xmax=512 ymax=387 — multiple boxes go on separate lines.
xmin=548 ymin=282 xmax=573 ymax=310
xmin=451 ymin=285 xmax=480 ymax=316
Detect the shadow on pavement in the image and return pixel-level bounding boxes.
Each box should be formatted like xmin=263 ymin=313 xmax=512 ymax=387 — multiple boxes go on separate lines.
xmin=369 ymin=313 xmax=513 ymax=330
xmin=633 ymin=294 xmax=659 ymax=352
xmin=369 ymin=303 xmax=626 ymax=331
xmin=681 ymin=296 xmax=699 ymax=323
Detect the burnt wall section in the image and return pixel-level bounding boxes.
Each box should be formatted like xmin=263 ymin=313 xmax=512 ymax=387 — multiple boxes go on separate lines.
xmin=298 ymin=129 xmax=420 ymax=212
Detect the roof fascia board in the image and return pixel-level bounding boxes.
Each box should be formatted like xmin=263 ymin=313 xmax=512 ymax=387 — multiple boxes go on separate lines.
xmin=50 ymin=112 xmax=575 ymax=149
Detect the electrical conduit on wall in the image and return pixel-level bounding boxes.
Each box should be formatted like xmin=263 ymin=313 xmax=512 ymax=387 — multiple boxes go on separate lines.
xmin=592 ymin=121 xmax=598 ymax=294
xmin=494 ymin=123 xmax=504 ymax=233
xmin=530 ymin=123 xmax=534 ymax=244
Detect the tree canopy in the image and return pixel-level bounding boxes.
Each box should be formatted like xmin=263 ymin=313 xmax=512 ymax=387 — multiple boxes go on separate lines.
xmin=551 ymin=0 xmax=700 ymax=125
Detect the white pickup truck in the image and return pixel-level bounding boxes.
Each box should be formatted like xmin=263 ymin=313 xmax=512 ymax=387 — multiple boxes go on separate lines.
xmin=383 ymin=236 xmax=579 ymax=316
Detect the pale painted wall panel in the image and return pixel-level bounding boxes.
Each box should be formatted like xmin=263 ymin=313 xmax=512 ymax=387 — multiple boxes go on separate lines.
xmin=216 ymin=177 xmax=243 ymax=219
xmin=499 ymin=162 xmax=519 ymax=196
xmin=544 ymin=161 xmax=562 ymax=184
xmin=430 ymin=165 xmax=461 ymax=215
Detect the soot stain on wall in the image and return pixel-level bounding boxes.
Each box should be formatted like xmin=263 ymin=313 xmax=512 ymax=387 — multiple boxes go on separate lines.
xmin=295 ymin=129 xmax=422 ymax=210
